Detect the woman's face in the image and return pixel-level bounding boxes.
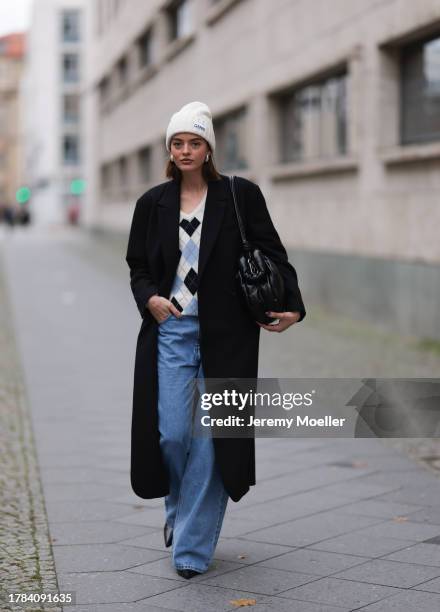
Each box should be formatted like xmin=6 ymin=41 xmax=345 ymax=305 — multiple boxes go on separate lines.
xmin=170 ymin=133 xmax=210 ymax=175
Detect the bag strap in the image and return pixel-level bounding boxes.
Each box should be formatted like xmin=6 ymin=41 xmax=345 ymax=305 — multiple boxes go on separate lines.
xmin=229 ymin=175 xmax=251 ymax=251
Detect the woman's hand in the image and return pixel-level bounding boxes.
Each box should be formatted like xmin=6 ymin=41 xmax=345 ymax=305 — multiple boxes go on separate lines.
xmin=147 ymin=295 xmax=181 ymax=323
xmin=257 ymin=311 xmax=301 ymax=332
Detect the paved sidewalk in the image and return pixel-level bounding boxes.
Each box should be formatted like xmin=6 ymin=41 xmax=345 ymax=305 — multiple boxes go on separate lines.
xmin=1 ymin=227 xmax=440 ymax=612
xmin=0 ymin=243 xmax=61 ymax=612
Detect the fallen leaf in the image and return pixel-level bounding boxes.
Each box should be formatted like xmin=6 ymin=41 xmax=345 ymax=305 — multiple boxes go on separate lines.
xmin=237 ymin=554 xmax=247 ymax=559
xmin=229 ymin=598 xmax=257 ymax=607
xmin=392 ymin=516 xmax=408 ymax=522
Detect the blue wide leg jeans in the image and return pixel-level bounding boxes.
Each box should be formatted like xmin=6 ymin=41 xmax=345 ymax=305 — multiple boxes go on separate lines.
xmin=157 ymin=314 xmax=229 ymax=573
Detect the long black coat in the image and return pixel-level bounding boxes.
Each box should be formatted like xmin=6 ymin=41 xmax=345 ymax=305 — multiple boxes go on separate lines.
xmin=126 ymin=173 xmax=306 ymax=503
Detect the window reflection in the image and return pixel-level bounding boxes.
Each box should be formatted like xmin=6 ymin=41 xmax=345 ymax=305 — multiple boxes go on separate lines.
xmin=401 ymin=34 xmax=440 ymax=144
xmin=279 ymin=72 xmax=348 ymax=163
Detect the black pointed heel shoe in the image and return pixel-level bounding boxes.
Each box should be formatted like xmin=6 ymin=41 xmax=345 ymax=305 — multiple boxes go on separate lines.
xmin=163 ymin=522 xmax=173 ymax=548
xmin=176 ymin=568 xmax=201 ymax=579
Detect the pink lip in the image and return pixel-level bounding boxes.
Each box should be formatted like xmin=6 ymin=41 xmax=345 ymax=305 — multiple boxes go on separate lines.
xmin=182 ymin=160 xmax=193 ymax=163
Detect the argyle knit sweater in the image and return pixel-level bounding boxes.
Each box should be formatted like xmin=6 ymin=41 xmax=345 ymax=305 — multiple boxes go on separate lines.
xmin=168 ymin=189 xmax=207 ymax=316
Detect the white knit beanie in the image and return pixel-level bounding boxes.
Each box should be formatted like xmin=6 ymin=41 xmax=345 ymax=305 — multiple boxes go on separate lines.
xmin=165 ymin=101 xmax=216 ymax=153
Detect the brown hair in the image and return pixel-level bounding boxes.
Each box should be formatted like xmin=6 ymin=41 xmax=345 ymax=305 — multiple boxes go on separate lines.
xmin=165 ymin=146 xmax=221 ymax=181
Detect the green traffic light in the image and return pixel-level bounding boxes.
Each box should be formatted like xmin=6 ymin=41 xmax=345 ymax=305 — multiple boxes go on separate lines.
xmin=70 ymin=179 xmax=86 ymax=195
xmin=16 ymin=187 xmax=31 ymax=204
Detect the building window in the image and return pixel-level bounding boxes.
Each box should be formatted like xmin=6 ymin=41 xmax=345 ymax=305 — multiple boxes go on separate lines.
xmin=137 ymin=147 xmax=151 ymax=183
xmin=98 ymin=76 xmax=110 ymax=106
xmin=166 ymin=0 xmax=192 ymax=41
xmin=62 ymin=10 xmax=80 ymax=42
xmin=214 ymin=107 xmax=248 ymax=171
xmin=0 ymin=104 xmax=7 ymax=131
xmin=400 ymin=33 xmax=440 ymax=145
xmin=278 ymin=71 xmax=348 ymax=163
xmin=137 ymin=28 xmax=151 ymax=68
xmin=63 ymin=135 xmax=79 ymax=164
xmin=63 ymin=95 xmax=79 ymax=123
xmin=118 ymin=156 xmax=128 ymax=188
xmin=101 ymin=163 xmax=111 ymax=193
xmin=117 ymin=56 xmax=128 ymax=87
xmin=63 ymin=53 xmax=79 ymax=83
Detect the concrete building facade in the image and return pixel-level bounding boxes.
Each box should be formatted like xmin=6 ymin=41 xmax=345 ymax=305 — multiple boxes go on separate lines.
xmin=84 ymin=0 xmax=440 ymax=340
xmin=23 ymin=0 xmax=87 ymax=226
xmin=0 ymin=33 xmax=25 ymax=209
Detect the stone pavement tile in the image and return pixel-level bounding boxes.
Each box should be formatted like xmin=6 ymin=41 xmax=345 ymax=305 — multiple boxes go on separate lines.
xmin=37 ymin=452 xmax=95 ymax=469
xmin=42 ymin=482 xmax=127 ymax=502
xmin=49 ymin=521 xmax=156 ymax=545
xmin=32 ymin=438 xmax=91 ymax=456
xmin=52 ymin=543 xmax=168 ymax=572
xmin=327 ymin=440 xmax=392 ymax=454
xmin=41 ymin=468 xmax=107 ymax=485
xmin=333 ymin=558 xmax=440 ymax=588
xmin=267 ymin=441 xmax=394 ymax=465
xmin=41 ymin=467 xmax=128 ymax=487
xmin=228 ymin=489 xmax=354 ymax=522
xmin=113 ymin=507 xmax=168 ymax=528
xmin=256 ymin=548 xmax=368 ymax=576
xmin=309 ymin=533 xmax=416 ymax=557
xmin=224 ymin=468 xmax=358 ymax=510
xmin=377 ymin=486 xmax=440 ymax=506
xmin=108 ymin=491 xmax=162 ymax=508
xmin=214 ymin=537 xmax=296 ymax=564
xmin=238 ymin=510 xmax=381 ymax=547
xmin=254 ymin=461 xmax=308 ymax=481
xmin=356 ymin=589 xmax=440 ymax=611
xmin=90 ymin=441 xmax=129 ymax=453
xmin=383 ymin=542 xmax=440 ymax=566
xmin=0 ymin=250 xmax=61 ymax=604
xmin=94 ymin=451 xmax=131 ymax=464
xmin=198 ymin=564 xmax=318 ymax=595
xmin=335 ymin=499 xmax=424 ymax=520
xmin=349 ymin=470 xmax=436 ymax=488
xmin=414 ymin=575 xmax=440 ymax=593
xmin=354 ymin=520 xmax=440 ymax=542
xmin=329 ymin=455 xmax=422 ymax=472
xmin=317 ymin=481 xmax=401 ymax=501
xmin=128 ymin=556 xmax=241 ymax=581
xmin=277 ymin=576 xmax=401 ymax=608
xmin=267 ymin=464 xmax=379 ymax=492
xmin=94 ymin=459 xmax=132 ymax=471
xmin=255 ymin=438 xmax=325 ymax=457
xmin=58 ymin=571 xmax=181 ymax=606
xmin=235 ymin=597 xmax=352 ymax=612
xmin=121 ymin=529 xmax=168 ymax=551
xmin=144 ymin=583 xmax=276 ymax=611
xmin=66 ymin=603 xmax=177 ymax=612
xmin=406 ymin=507 xmax=440 ymax=525
xmin=219 ymin=515 xmax=274 ymax=537
xmin=46 ymin=500 xmax=139 ymax=523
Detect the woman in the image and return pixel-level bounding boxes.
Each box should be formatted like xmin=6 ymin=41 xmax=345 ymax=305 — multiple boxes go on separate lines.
xmin=126 ymin=101 xmax=306 ymax=579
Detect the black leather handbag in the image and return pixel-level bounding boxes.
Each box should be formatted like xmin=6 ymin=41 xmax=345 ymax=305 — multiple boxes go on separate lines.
xmin=229 ymin=175 xmax=285 ymax=325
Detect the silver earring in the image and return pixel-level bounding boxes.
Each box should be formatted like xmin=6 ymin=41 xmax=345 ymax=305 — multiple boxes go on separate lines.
xmin=205 ymin=154 xmax=210 ymax=162
xmin=170 ymin=154 xmax=174 ymax=162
